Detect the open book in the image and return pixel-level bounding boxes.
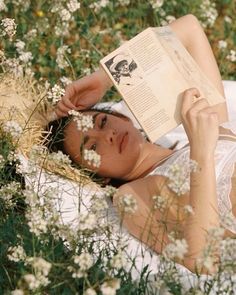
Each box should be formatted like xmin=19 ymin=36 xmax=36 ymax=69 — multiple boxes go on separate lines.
xmin=100 ymin=26 xmax=225 ymax=142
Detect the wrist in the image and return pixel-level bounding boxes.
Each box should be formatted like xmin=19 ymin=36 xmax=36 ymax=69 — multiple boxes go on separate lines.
xmin=190 ymin=147 xmax=215 ymax=164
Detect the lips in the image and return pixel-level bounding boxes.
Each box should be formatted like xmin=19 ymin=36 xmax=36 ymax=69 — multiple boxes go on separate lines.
xmin=118 ymin=132 xmax=128 ymax=153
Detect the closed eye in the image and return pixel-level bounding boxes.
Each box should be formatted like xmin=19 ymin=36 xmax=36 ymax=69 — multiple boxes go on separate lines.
xmin=100 ymin=115 xmax=107 ymax=129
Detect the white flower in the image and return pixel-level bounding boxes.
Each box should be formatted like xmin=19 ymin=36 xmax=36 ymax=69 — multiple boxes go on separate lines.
xmin=60 ymin=76 xmax=72 ymax=86
xmin=104 ymin=185 xmax=117 ymax=198
xmin=167 ymin=160 xmax=197 ymax=196
xmin=183 ymin=205 xmax=194 ymax=216
xmin=25 ymin=28 xmax=37 ymax=39
xmin=0 ymin=0 xmax=7 ymax=12
xmin=226 ymin=50 xmax=236 ymax=62
xmin=118 ymin=194 xmax=138 ymax=214
xmin=73 ymin=113 xmax=94 ymax=132
xmin=79 ymin=212 xmax=97 ymax=231
xmin=101 ymin=279 xmax=121 ymax=295
xmin=83 ymin=149 xmax=101 ymax=168
xmin=200 ymin=0 xmax=218 ymax=28
xmin=89 ymin=0 xmax=109 ymax=13
xmin=1 ymin=18 xmax=17 ymax=39
xmin=74 ymin=252 xmax=93 ymax=270
xmin=11 ymin=290 xmax=24 ymax=295
xmin=31 ymin=257 xmax=52 ymax=277
xmin=118 ymin=0 xmax=130 ymax=6
xmin=0 ymin=154 xmax=4 ymax=169
xmin=56 ymin=45 xmax=71 ymax=69
xmin=150 ymin=0 xmax=164 ymax=10
xmin=48 ymin=151 xmax=72 ymax=165
xmin=224 ymin=15 xmax=232 ymax=23
xmin=60 ymin=8 xmax=71 ymax=22
xmin=152 ymin=195 xmax=168 ymax=212
xmin=84 ymin=288 xmax=97 ymax=295
xmin=19 ymin=51 xmax=33 ymax=64
xmin=91 ymin=196 xmax=108 ymax=213
xmin=165 ymin=15 xmax=176 ymax=23
xmin=3 ymin=120 xmax=23 ymax=138
xmin=110 ymin=250 xmax=127 ymax=270
xmin=218 ymin=40 xmax=227 ymax=50
xmin=25 ymin=206 xmax=48 ymax=237
xmin=7 ymin=245 xmax=26 ymax=262
xmin=0 ymin=181 xmax=21 ymax=207
xmin=23 ymin=274 xmax=40 ymax=290
xmin=163 ymin=236 xmax=188 ymax=260
xmin=15 ymin=39 xmax=25 ymax=52
xmin=67 ymin=0 xmax=81 ymax=12
xmin=47 ymin=84 xmax=65 ymax=105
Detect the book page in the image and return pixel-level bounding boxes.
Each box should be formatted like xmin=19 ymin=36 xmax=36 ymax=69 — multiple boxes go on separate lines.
xmin=154 ymin=26 xmax=225 ymax=106
xmin=100 ymin=28 xmax=189 ymax=142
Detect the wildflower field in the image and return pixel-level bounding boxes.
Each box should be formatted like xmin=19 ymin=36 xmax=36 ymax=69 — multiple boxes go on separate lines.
xmin=0 ymin=0 xmax=236 ymax=294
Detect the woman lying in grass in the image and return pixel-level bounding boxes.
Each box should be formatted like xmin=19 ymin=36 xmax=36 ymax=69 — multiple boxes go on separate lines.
xmin=48 ymin=15 xmax=236 ymax=273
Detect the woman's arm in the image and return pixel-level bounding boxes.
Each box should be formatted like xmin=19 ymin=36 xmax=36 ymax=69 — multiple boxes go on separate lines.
xmin=169 ymin=14 xmax=228 ymax=122
xmin=180 ymin=88 xmax=220 ymax=273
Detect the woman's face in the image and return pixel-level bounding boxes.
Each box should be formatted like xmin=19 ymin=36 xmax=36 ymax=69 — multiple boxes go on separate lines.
xmin=63 ymin=111 xmax=145 ymax=180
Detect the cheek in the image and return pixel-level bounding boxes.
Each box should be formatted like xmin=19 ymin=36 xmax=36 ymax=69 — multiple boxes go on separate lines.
xmin=98 ymin=144 xmax=141 ymax=179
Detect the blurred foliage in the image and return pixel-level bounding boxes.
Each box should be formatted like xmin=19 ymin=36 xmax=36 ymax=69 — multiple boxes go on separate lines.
xmin=0 ymin=0 xmax=235 ymax=102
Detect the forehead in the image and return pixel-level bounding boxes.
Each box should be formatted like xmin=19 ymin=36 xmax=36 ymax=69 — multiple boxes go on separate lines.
xmin=63 ymin=111 xmax=120 ymax=161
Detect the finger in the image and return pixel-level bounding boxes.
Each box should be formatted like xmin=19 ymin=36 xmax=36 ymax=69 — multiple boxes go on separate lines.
xmin=57 ymin=100 xmax=75 ymax=111
xmin=181 ymin=88 xmax=201 ymax=117
xmin=188 ymin=98 xmax=209 ymax=115
xmin=61 ymin=96 xmax=76 ymax=109
xmin=55 ymin=108 xmax=67 ymax=118
xmin=56 ymin=101 xmax=72 ymax=114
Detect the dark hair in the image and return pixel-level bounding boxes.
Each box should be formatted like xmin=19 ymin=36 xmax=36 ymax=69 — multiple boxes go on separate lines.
xmin=45 ymin=108 xmax=130 ymax=188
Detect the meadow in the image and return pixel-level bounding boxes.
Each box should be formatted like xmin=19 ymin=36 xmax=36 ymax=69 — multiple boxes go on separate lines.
xmin=0 ymin=0 xmax=236 ymax=294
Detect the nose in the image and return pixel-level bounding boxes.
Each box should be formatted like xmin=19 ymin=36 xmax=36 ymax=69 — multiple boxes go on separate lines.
xmin=103 ymin=128 xmax=116 ymax=144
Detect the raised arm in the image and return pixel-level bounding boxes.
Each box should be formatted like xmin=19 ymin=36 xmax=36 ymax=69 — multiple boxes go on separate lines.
xmin=169 ymin=14 xmax=228 ymax=121
xmin=180 ymin=88 xmax=220 ymax=272
xmin=55 ymin=68 xmax=112 ymax=118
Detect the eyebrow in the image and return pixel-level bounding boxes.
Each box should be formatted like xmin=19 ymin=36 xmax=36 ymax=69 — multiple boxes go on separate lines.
xmin=79 ymin=112 xmax=100 ymax=155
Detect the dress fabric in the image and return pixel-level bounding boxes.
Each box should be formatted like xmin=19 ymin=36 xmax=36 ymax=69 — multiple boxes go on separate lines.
xmin=148 ymin=139 xmax=236 ymax=234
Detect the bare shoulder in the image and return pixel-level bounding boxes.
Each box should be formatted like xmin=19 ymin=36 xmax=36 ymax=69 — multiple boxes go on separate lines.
xmin=113 ymin=174 xmax=169 ymax=205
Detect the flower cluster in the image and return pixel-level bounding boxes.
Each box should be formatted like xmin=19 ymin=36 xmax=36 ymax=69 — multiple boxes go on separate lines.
xmin=48 ymin=150 xmax=72 ymax=166
xmin=110 ymin=250 xmax=128 ymax=270
xmin=83 ymin=149 xmax=101 ymax=168
xmin=163 ymin=234 xmax=188 ymax=260
xmin=118 ymin=194 xmax=138 ymax=214
xmin=167 ymin=159 xmax=198 ymax=196
xmin=15 ymin=39 xmax=33 ymax=65
xmin=47 ymin=84 xmax=65 ymax=105
xmin=56 ymin=45 xmax=71 ymax=69
xmin=89 ymin=0 xmax=109 ymax=13
xmin=69 ymin=109 xmax=94 ymax=132
xmin=226 ymin=50 xmax=236 ymax=63
xmin=149 ymin=0 xmax=164 ymax=10
xmin=69 ymin=252 xmax=94 ymax=278
xmin=23 ymin=257 xmax=52 ymax=290
xmin=100 ymin=278 xmax=121 ymax=295
xmin=7 ymin=245 xmax=26 ymax=262
xmin=152 ymin=195 xmax=168 ymax=212
xmin=0 ymin=181 xmax=21 ymax=208
xmin=199 ymin=0 xmax=218 ymax=28
xmin=3 ymin=120 xmax=23 ymax=138
xmin=1 ymin=18 xmax=17 ymax=39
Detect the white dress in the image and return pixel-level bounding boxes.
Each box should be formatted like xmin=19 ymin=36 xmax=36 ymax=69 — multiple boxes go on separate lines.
xmin=148 ymin=138 xmax=236 ymax=234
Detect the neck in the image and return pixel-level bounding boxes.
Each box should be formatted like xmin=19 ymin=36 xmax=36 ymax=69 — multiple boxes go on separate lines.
xmin=124 ymin=142 xmax=174 ymax=181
